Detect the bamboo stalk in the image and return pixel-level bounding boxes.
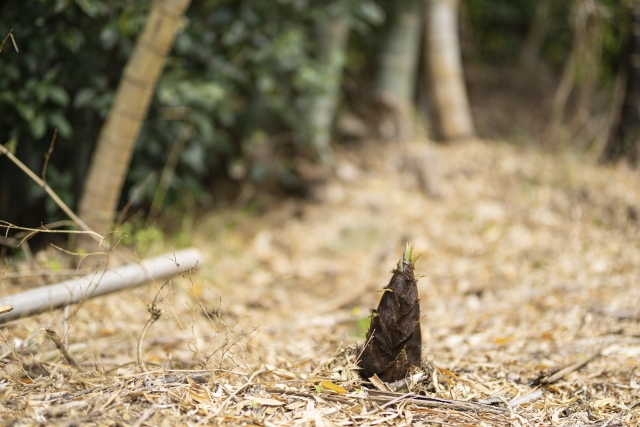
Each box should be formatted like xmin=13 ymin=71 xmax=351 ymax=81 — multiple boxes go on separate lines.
xmin=307 ymin=11 xmax=351 ymax=165
xmin=0 ymin=248 xmax=202 ymax=324
xmin=78 ymin=0 xmax=192 ymax=238
xmin=425 ymin=0 xmax=474 ymax=140
xmin=376 ymin=0 xmax=423 ymax=140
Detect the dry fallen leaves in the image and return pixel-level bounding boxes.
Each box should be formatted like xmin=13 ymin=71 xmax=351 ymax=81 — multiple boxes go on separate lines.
xmin=0 ymin=139 xmax=639 ymax=426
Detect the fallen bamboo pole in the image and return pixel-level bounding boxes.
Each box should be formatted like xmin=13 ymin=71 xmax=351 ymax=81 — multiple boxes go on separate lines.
xmin=0 ymin=248 xmax=202 ymax=324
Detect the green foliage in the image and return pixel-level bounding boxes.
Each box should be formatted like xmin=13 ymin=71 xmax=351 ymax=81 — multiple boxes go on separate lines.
xmin=3 ymin=0 xmax=628 ymax=231
xmin=464 ymin=0 xmax=540 ymax=61
xmin=597 ymin=0 xmax=631 ymax=82
xmin=463 ymin=0 xmax=604 ymax=69
xmin=350 ymin=315 xmax=371 ymax=338
xmin=0 ymin=0 xmax=148 ymax=224
xmin=1 ymin=0 xmax=384 ymax=227
xmin=463 ymin=0 xmax=628 ymax=81
xmin=118 ymin=222 xmax=164 ymax=254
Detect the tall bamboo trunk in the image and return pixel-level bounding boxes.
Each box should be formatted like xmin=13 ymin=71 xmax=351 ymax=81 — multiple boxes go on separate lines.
xmin=307 ymin=11 xmax=350 ymax=165
xmin=520 ymin=0 xmax=551 ymax=68
xmin=375 ymin=0 xmax=423 ymax=141
xmin=601 ymin=0 xmax=640 ymax=165
xmin=424 ymin=0 xmax=474 ymax=141
xmin=78 ymin=0 xmax=191 ymax=242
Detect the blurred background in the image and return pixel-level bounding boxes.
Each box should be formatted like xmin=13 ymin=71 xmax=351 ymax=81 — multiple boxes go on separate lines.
xmin=0 ymin=0 xmax=635 ymax=248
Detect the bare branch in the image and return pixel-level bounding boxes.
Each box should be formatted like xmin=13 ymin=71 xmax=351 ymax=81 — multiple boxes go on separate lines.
xmin=0 ymin=143 xmax=100 ymax=241
xmin=41 ymin=128 xmax=58 ymax=183
xmin=45 ymin=327 xmax=83 ymax=371
xmin=0 ymin=29 xmax=19 ymax=53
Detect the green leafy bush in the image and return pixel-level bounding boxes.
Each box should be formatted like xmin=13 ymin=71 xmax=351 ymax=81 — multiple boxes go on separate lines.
xmin=0 ymin=0 xmax=382 ymax=226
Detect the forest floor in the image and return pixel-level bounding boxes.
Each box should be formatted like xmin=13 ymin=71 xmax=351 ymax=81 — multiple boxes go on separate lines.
xmin=1 ymin=138 xmax=640 ymax=426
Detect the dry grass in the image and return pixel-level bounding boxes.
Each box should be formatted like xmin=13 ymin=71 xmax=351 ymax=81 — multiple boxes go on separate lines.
xmin=1 ymin=139 xmax=639 ymax=426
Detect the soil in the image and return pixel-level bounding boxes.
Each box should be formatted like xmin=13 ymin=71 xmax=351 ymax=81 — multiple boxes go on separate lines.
xmin=1 ymin=138 xmax=639 ymax=426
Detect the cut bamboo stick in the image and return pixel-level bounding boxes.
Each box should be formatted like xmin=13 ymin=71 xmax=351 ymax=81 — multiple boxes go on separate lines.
xmin=0 ymin=248 xmax=202 ymax=324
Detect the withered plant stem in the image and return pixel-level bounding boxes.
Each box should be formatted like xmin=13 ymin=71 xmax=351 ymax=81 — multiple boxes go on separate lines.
xmin=387 ymin=372 xmax=430 ymax=392
xmin=148 ymin=123 xmax=193 ymax=223
xmin=138 ymin=305 xmax=162 ymax=373
xmin=540 ymin=350 xmax=601 ymax=384
xmin=0 ymin=29 xmax=19 ymax=53
xmin=45 ymin=327 xmax=83 ymax=371
xmin=115 ymin=172 xmax=156 ymax=229
xmin=0 ymin=328 xmax=31 ymax=379
xmin=218 ymin=368 xmax=267 ymax=412
xmin=0 ymin=143 xmax=104 ymax=244
xmin=41 ymin=128 xmax=57 ymax=182
xmin=138 ymin=282 xmax=169 ymax=373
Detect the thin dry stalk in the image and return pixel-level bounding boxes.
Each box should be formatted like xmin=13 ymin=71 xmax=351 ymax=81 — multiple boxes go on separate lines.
xmin=179 ymin=263 xmax=220 ymax=335
xmin=0 ymin=144 xmax=102 ymax=243
xmin=541 ymin=350 xmax=600 ymax=384
xmin=0 ymin=269 xmax=90 ymax=279
xmin=63 ymin=305 xmax=70 ymax=347
xmin=41 ymin=128 xmax=58 ymax=182
xmin=508 ymin=390 xmax=543 ymax=408
xmin=161 ymin=248 xmax=229 ymax=367
xmin=40 ymin=401 xmax=89 ymax=417
xmin=45 ymin=327 xmax=83 ymax=371
xmin=0 ymin=29 xmax=19 ymax=53
xmin=114 ymin=172 xmax=156 ymax=229
xmin=48 ymin=242 xmax=107 ymax=273
xmin=148 ymin=123 xmax=193 ymax=223
xmin=0 ymin=324 xmax=47 ymax=360
xmin=543 ymin=0 xmax=601 ymax=148
xmin=1 ymin=220 xmax=79 ymax=245
xmin=387 ymin=372 xmax=429 ymax=392
xmin=0 ymin=221 xmax=102 ymax=249
xmin=138 ymin=285 xmax=167 ymax=373
xmin=0 ymin=328 xmax=32 ymax=379
xmin=218 ymin=368 xmax=267 ymax=412
xmin=131 ymin=404 xmax=157 ymax=427
xmin=20 ymin=240 xmax=45 ymax=287
xmin=366 ymin=390 xmax=509 ymax=415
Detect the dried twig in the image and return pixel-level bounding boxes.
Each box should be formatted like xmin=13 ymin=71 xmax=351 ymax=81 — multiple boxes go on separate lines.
xmin=163 ymin=371 xmax=211 ymax=384
xmin=41 ymin=129 xmax=58 ymax=183
xmin=0 ymin=269 xmax=90 ymax=279
xmin=369 ymin=373 xmax=392 ymax=392
xmin=114 ymin=171 xmax=156 ymax=229
xmin=0 ymin=29 xmax=19 ymax=53
xmin=264 ymin=388 xmax=355 ymax=406
xmin=39 ymin=401 xmax=88 ymax=417
xmin=0 ymin=144 xmax=102 ymax=243
xmin=0 ymin=305 xmax=12 ymax=315
xmin=148 ymin=123 xmax=193 ymax=222
xmin=508 ymin=389 xmax=543 ymax=408
xmin=138 ymin=286 xmax=166 ymax=373
xmin=541 ymin=350 xmax=600 ymax=384
xmin=45 ymin=327 xmax=83 ymax=371
xmin=387 ymin=372 xmax=429 ymax=392
xmin=379 ymin=391 xmax=414 ymax=408
xmin=20 ymin=240 xmax=45 ymax=287
xmin=218 ymin=368 xmax=267 ymax=412
xmin=366 ymin=390 xmax=508 ymax=415
xmin=0 ymin=221 xmax=102 ymax=250
xmin=131 ymin=404 xmax=157 ymax=427
xmin=0 ymin=328 xmax=32 ymax=379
